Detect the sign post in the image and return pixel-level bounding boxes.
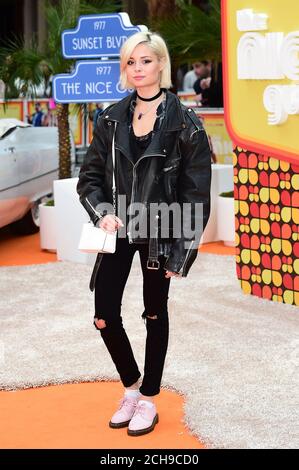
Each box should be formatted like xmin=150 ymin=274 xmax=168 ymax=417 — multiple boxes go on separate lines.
xmin=53 ymin=12 xmax=147 ymax=103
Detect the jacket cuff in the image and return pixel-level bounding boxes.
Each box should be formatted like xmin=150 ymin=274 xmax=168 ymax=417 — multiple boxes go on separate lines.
xmin=163 ymin=239 xmax=198 ymax=277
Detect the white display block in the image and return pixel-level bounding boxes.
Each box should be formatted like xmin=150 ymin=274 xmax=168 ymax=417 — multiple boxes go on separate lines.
xmin=217 ymin=195 xmax=236 ymax=246
xmin=39 ymin=203 xmax=57 ymax=251
xmin=200 ymin=164 xmax=234 ymax=244
xmin=53 ymin=177 xmax=97 ymax=265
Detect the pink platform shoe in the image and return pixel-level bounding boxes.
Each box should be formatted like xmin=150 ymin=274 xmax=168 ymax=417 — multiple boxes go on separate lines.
xmin=127 ymin=400 xmax=159 ymax=436
xmin=109 ymin=394 xmax=139 ymax=429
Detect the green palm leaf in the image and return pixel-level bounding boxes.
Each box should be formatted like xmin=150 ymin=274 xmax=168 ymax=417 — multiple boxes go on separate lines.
xmin=152 ymin=1 xmax=221 ymax=64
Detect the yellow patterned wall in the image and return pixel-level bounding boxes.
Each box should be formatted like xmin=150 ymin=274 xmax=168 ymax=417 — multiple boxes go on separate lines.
xmin=234 ymin=148 xmax=299 ymax=305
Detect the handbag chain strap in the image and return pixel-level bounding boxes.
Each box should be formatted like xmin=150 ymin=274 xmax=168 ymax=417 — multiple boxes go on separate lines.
xmin=111 ymin=121 xmax=117 ymax=216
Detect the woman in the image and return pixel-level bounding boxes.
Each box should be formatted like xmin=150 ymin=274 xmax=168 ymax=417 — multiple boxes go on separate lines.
xmin=76 ymin=31 xmax=212 ymax=436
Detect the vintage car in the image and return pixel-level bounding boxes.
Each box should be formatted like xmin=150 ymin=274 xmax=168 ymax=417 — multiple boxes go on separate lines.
xmin=0 ymin=118 xmax=75 ymax=234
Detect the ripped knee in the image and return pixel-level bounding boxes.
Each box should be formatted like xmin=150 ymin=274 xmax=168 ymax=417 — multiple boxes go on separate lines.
xmin=141 ymin=310 xmax=161 ymax=324
xmin=94 ymin=318 xmax=106 ymax=329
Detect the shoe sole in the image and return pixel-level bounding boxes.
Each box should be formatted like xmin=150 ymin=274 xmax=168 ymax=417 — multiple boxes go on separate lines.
xmin=127 ymin=413 xmax=159 ymax=436
xmin=109 ymin=419 xmax=131 ymax=429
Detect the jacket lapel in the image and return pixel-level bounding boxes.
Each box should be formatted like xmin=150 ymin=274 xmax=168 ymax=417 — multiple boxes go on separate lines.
xmin=107 ymin=90 xmax=187 ymax=164
xmin=114 ymin=121 xmax=133 ymax=163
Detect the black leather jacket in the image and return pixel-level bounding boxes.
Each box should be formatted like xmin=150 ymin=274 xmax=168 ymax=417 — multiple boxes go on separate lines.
xmin=76 ymin=89 xmax=212 ymax=291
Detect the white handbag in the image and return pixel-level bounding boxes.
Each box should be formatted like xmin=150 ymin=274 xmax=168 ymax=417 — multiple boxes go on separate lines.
xmin=78 ymin=221 xmax=116 ymax=253
xmin=78 ymin=122 xmax=117 ymax=254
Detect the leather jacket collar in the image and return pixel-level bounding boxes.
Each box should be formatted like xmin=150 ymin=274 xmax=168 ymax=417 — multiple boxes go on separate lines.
xmin=105 ymin=89 xmax=187 ymax=132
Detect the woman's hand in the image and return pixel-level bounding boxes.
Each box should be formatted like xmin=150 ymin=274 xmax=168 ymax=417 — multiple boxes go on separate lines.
xmin=98 ymin=214 xmax=124 ymax=233
xmin=164 ymin=270 xmax=182 ymax=279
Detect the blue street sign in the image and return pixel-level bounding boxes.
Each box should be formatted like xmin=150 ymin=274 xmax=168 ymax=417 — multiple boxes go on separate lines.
xmin=62 ymin=12 xmax=147 ymax=59
xmin=53 ymin=60 xmax=132 ymax=103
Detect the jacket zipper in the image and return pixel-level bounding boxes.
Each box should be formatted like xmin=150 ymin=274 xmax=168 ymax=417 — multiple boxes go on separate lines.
xmin=126 ymin=153 xmax=164 ymax=243
xmin=178 ymin=240 xmax=195 ymax=275
xmin=85 ymin=195 xmax=102 ymax=219
xmin=110 ymin=119 xmax=165 ymax=243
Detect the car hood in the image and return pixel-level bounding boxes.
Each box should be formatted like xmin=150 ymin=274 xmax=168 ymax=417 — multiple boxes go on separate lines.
xmin=0 ymin=118 xmax=31 ymax=139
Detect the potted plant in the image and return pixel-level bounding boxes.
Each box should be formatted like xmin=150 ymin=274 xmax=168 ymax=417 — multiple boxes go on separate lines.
xmin=39 ymin=198 xmax=57 ymax=252
xmin=217 ymin=190 xmax=236 ymax=246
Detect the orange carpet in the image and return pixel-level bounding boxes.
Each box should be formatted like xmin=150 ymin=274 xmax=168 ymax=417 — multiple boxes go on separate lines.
xmin=0 ymin=382 xmax=205 ymax=449
xmin=199 ymin=241 xmax=236 ymax=256
xmin=0 ymin=226 xmax=56 ymax=266
xmin=0 ymin=226 xmax=235 ymax=267
xmin=0 ymin=227 xmax=234 ymax=448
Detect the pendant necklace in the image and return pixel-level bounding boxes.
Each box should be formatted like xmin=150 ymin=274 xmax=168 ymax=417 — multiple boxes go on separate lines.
xmin=136 ymin=101 xmax=160 ymax=120
xmin=136 ymin=89 xmax=164 ymax=120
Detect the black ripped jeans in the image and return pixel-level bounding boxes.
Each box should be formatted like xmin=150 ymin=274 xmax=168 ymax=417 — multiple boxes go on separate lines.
xmin=94 ymin=234 xmax=171 ymax=397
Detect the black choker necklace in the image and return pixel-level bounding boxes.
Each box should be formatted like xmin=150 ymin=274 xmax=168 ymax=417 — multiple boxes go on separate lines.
xmin=136 ymin=89 xmax=163 ymax=102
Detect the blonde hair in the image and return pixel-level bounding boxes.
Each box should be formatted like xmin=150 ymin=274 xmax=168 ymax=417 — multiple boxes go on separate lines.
xmin=119 ymin=31 xmax=172 ymax=90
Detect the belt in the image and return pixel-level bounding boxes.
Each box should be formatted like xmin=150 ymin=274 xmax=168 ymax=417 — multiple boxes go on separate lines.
xmin=147 ymin=215 xmax=160 ymax=270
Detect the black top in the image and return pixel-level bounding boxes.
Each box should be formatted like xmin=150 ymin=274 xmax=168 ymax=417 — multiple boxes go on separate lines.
xmin=129 ymin=128 xmax=153 ymax=165
xmin=128 ymin=91 xmax=167 ymax=165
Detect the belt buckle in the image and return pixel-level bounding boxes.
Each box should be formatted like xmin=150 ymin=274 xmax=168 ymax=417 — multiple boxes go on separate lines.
xmin=147 ymin=259 xmax=160 ymax=270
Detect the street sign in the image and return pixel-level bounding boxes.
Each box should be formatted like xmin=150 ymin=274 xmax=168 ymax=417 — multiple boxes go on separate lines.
xmin=53 ymin=60 xmax=131 ymax=103
xmin=62 ymin=12 xmax=147 ymax=59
